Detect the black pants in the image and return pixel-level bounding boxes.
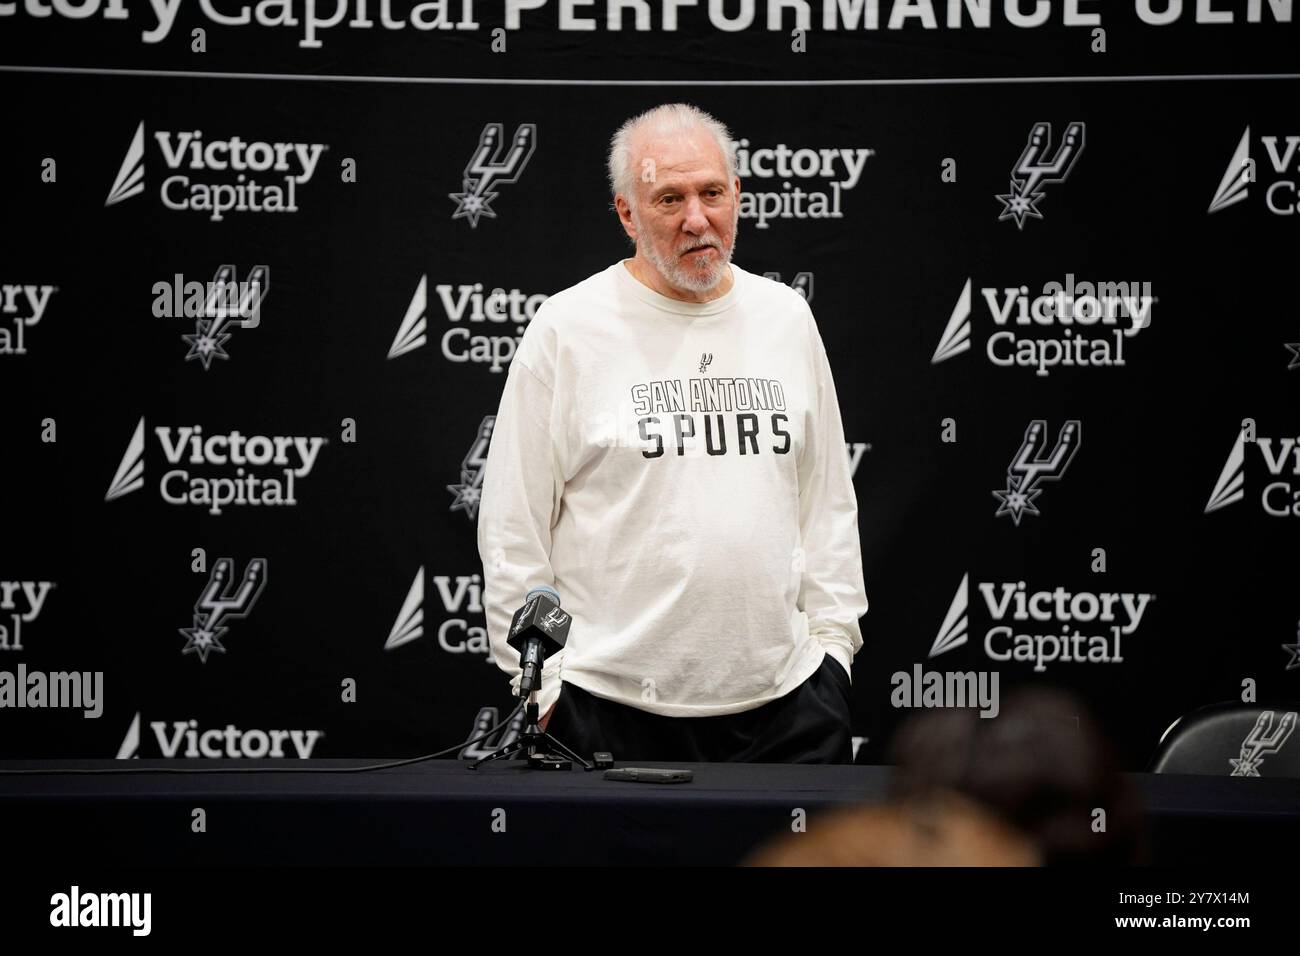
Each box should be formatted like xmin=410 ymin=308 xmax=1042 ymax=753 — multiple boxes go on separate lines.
xmin=544 ymin=655 xmax=854 ymax=764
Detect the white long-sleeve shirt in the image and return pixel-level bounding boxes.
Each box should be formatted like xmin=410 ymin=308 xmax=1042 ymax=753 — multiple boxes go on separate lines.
xmin=477 ymin=258 xmax=868 ymax=718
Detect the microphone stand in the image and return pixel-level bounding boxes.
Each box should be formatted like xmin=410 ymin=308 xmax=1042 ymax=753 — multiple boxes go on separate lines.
xmin=469 ymin=684 xmax=593 ymax=771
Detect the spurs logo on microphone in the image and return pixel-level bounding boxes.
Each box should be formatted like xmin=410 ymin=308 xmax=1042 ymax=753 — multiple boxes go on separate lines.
xmin=993 ymin=420 xmax=1081 ymax=525
xmin=540 ymin=606 xmax=569 ymax=630
xmin=996 ymin=122 xmax=1085 ymax=229
xmin=1230 ymin=711 xmax=1297 ymax=776
xmin=450 ymin=123 xmax=537 ymax=228
xmin=510 ymin=595 xmax=539 ymax=637
xmin=178 ymin=558 xmax=267 ymax=662
xmin=448 ymin=416 xmax=493 ymax=521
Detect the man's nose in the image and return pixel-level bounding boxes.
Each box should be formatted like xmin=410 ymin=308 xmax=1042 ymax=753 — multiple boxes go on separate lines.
xmin=679 ymin=195 xmax=711 ymax=233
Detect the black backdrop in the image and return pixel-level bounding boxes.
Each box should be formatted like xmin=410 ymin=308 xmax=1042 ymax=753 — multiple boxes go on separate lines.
xmin=1 ymin=2 xmax=1297 ymax=769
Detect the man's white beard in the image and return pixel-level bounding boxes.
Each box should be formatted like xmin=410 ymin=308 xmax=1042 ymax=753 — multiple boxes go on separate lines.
xmin=633 ymin=207 xmax=739 ymax=294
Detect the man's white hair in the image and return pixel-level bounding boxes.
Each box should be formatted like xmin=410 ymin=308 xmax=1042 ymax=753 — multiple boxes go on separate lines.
xmin=606 ymin=103 xmax=736 ymax=201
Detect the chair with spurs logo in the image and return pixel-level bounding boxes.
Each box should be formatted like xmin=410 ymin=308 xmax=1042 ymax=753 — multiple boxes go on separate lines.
xmin=1149 ymin=702 xmax=1300 ymax=777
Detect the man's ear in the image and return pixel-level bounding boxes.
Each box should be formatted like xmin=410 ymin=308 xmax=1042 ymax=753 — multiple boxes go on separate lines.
xmin=615 ymin=195 xmax=637 ymax=241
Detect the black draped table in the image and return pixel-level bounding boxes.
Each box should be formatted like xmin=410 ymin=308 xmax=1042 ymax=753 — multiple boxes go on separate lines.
xmin=1 ymin=760 xmax=1296 ymax=865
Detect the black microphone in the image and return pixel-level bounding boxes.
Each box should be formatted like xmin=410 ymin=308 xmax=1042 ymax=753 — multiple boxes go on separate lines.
xmin=506 ymin=585 xmax=571 ymax=698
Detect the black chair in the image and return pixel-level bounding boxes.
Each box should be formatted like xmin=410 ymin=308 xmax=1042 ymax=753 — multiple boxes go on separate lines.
xmin=1149 ymin=702 xmax=1300 ymax=777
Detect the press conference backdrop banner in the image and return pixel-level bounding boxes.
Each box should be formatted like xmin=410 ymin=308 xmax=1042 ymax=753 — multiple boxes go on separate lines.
xmin=0 ymin=2 xmax=1297 ymax=770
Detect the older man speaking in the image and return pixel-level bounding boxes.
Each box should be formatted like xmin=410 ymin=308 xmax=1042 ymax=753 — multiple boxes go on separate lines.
xmin=477 ymin=103 xmax=867 ymax=763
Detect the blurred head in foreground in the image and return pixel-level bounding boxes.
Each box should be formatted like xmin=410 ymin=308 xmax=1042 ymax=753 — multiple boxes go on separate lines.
xmin=886 ymin=687 xmax=1145 ymax=865
xmin=744 ymin=789 xmax=1041 ymax=866
xmin=746 ymin=687 xmax=1145 ymax=866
